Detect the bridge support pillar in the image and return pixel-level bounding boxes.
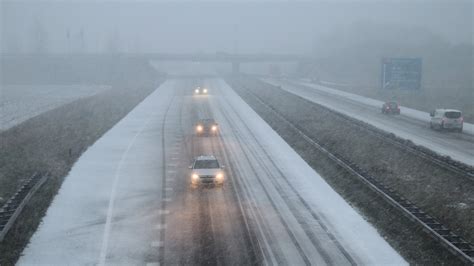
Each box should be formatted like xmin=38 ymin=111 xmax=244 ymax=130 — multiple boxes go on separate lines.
xmin=232 ymin=61 xmax=240 ymax=75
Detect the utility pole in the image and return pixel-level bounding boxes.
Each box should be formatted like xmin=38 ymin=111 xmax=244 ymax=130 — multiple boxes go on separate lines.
xmin=79 ymin=27 xmax=85 ymax=53
xmin=66 ymin=28 xmax=70 ymax=53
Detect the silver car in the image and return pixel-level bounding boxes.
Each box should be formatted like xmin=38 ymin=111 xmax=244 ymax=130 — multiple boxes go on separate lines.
xmin=189 ymin=155 xmax=225 ymax=186
xmin=430 ymin=109 xmax=463 ymax=132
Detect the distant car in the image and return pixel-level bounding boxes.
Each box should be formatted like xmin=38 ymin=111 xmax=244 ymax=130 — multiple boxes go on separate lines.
xmin=430 ymin=109 xmax=463 ymax=132
xmin=382 ymin=101 xmax=400 ymax=114
xmin=195 ymin=118 xmax=218 ymax=136
xmin=189 ymin=155 xmax=225 ymax=186
xmin=194 ymin=86 xmax=208 ymax=95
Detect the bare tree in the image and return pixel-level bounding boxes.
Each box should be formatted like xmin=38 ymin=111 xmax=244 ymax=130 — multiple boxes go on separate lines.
xmin=78 ymin=27 xmax=86 ymax=53
xmin=31 ymin=18 xmax=48 ymax=53
xmin=105 ymin=28 xmax=120 ymax=54
xmin=66 ymin=28 xmax=71 ymax=53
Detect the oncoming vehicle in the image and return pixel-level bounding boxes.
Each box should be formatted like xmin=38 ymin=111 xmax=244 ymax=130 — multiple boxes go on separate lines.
xmin=189 ymin=155 xmax=225 ymax=186
xmin=194 ymin=86 xmax=208 ymax=95
xmin=382 ymin=101 xmax=400 ymax=114
xmin=430 ymin=109 xmax=463 ymax=132
xmin=195 ymin=118 xmax=218 ymax=136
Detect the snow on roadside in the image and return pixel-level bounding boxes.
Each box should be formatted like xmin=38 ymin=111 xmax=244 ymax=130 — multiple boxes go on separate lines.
xmin=214 ymin=79 xmax=407 ymax=265
xmin=18 ymin=81 xmax=175 ymax=264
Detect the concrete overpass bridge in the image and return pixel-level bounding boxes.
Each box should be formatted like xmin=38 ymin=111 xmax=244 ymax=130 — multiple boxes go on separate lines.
xmin=128 ymin=52 xmax=314 ymax=73
xmin=1 ymin=52 xmax=314 ymax=74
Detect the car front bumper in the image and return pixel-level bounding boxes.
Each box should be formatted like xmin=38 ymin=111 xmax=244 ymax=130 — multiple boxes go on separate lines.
xmin=192 ymin=175 xmax=224 ymax=185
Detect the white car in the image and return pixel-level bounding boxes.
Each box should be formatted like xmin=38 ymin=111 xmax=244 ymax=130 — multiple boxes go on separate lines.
xmin=189 ymin=155 xmax=225 ymax=186
xmin=430 ymin=109 xmax=463 ymax=132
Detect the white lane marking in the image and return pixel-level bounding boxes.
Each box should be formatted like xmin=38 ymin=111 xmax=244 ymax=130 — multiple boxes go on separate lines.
xmin=167 ymin=170 xmax=177 ymax=173
xmin=163 ymin=197 xmax=172 ymax=202
xmin=151 ymin=241 xmax=163 ymax=247
xmin=98 ymin=113 xmax=156 ymax=266
xmin=165 ymin=187 xmax=173 ymax=192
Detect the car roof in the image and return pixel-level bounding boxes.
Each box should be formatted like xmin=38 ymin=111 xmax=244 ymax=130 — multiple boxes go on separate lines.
xmin=195 ymin=155 xmax=217 ymax=161
xmin=436 ymin=109 xmax=462 ymax=113
xmin=198 ymin=118 xmax=215 ymax=123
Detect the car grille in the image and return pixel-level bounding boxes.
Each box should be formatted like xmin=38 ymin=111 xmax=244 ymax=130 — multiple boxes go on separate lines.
xmin=200 ymin=176 xmax=215 ymax=183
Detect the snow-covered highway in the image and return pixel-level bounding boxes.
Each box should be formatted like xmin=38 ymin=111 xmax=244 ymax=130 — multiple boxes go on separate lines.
xmin=18 ymin=79 xmax=406 ymax=265
xmin=264 ymin=79 xmax=474 ymax=166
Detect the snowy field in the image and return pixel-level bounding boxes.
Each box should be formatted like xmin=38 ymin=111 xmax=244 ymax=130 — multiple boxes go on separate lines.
xmin=19 ymin=79 xmax=406 ymax=265
xmin=0 ymin=85 xmax=110 ymax=131
xmin=264 ymin=79 xmax=474 ymax=166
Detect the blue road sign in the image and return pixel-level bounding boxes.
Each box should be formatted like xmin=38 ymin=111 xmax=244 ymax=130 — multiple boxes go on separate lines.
xmin=381 ymin=58 xmax=422 ymax=90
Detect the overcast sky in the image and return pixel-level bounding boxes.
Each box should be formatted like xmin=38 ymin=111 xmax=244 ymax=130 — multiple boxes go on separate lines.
xmin=1 ymin=0 xmax=472 ymax=54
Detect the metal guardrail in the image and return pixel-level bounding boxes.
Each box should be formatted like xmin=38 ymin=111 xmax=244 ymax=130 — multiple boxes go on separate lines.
xmin=0 ymin=172 xmax=49 ymax=242
xmin=241 ymin=83 xmax=474 ymax=265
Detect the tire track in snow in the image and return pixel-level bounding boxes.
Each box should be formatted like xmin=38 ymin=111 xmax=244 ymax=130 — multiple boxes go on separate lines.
xmin=214 ymin=80 xmax=357 ymax=265
xmin=229 ymin=84 xmax=358 ymax=266
xmin=214 ymin=90 xmax=311 ymax=265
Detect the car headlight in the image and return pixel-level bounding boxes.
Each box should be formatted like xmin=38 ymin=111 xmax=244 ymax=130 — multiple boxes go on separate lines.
xmin=195 ymin=89 xmax=200 ymax=94
xmin=216 ymin=173 xmax=224 ymax=180
xmin=192 ymin=174 xmax=199 ymax=180
xmin=196 ymin=125 xmax=203 ymax=132
xmin=203 ymin=89 xmax=208 ymax=93
xmin=211 ymin=125 xmax=217 ymax=131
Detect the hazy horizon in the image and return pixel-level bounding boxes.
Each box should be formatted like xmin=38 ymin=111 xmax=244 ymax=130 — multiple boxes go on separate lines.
xmin=1 ymin=0 xmax=472 ymax=54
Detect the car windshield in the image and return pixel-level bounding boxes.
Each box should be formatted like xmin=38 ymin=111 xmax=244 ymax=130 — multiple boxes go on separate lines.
xmin=194 ymin=160 xmax=219 ymax=169
xmin=200 ymin=119 xmax=215 ymax=125
xmin=388 ymin=102 xmax=398 ymax=108
xmin=445 ymin=112 xmax=462 ymax=119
